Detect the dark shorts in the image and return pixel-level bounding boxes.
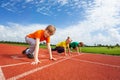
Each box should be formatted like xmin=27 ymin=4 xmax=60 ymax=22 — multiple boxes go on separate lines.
xmin=52 ymin=46 xmax=64 ymax=53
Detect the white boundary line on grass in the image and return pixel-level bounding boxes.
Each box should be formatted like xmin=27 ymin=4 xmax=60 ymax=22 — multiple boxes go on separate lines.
xmin=0 ymin=67 xmax=5 ymax=80
xmin=70 ymin=58 xmax=120 ymax=68
xmin=7 ymin=55 xmax=80 ymax=80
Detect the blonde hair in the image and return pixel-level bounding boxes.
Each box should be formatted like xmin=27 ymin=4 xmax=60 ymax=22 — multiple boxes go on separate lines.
xmin=45 ymin=25 xmax=56 ymax=35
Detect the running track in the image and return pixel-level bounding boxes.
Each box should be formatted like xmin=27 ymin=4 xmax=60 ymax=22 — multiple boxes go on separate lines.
xmin=0 ymin=44 xmax=120 ymax=80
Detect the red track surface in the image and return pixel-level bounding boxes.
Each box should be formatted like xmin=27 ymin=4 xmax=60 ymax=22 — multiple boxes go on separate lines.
xmin=0 ymin=44 xmax=120 ymax=80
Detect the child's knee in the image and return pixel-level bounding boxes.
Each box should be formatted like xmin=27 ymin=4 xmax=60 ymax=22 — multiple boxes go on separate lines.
xmin=31 ymin=42 xmax=36 ymax=46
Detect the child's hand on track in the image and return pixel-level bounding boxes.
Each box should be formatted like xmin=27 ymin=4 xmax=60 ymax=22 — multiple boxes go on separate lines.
xmin=65 ymin=54 xmax=68 ymax=56
xmin=78 ymin=52 xmax=81 ymax=55
xmin=31 ymin=59 xmax=41 ymax=65
xmin=50 ymin=57 xmax=57 ymax=61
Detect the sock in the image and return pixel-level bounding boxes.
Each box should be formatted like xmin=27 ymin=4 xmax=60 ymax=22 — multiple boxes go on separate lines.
xmin=25 ymin=49 xmax=30 ymax=54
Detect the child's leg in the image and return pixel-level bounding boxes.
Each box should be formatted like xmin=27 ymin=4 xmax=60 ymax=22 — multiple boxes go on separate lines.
xmin=25 ymin=37 xmax=36 ymax=54
xmin=57 ymin=47 xmax=64 ymax=53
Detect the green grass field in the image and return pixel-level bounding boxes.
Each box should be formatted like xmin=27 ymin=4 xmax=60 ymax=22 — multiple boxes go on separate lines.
xmin=1 ymin=43 xmax=120 ymax=56
xmin=38 ymin=45 xmax=120 ymax=56
xmin=81 ymin=47 xmax=120 ymax=56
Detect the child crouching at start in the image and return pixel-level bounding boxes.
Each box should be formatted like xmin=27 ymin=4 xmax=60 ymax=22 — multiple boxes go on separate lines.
xmin=22 ymin=25 xmax=56 ymax=65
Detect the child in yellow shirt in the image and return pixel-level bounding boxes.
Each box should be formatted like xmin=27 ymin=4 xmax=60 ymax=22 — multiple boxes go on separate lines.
xmin=52 ymin=37 xmax=72 ymax=56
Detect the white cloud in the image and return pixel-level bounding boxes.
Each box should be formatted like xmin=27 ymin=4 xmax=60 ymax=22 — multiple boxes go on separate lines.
xmin=0 ymin=23 xmax=46 ymax=42
xmin=0 ymin=0 xmax=87 ymax=16
xmin=57 ymin=0 xmax=68 ymax=5
xmin=53 ymin=0 xmax=120 ymax=45
xmin=25 ymin=0 xmax=33 ymax=3
xmin=77 ymin=0 xmax=120 ymax=45
xmin=1 ymin=2 xmax=16 ymax=12
xmin=0 ymin=0 xmax=120 ymax=45
xmin=108 ymin=28 xmax=120 ymax=42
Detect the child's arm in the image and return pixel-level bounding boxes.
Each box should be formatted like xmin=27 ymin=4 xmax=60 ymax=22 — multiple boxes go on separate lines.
xmin=31 ymin=38 xmax=40 ymax=65
xmin=64 ymin=47 xmax=67 ymax=56
xmin=67 ymin=45 xmax=71 ymax=55
xmin=79 ymin=47 xmax=81 ymax=53
xmin=76 ymin=47 xmax=80 ymax=54
xmin=47 ymin=43 xmax=56 ymax=60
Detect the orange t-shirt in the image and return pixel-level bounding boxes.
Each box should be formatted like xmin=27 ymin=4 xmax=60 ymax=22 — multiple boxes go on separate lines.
xmin=27 ymin=30 xmax=50 ymax=43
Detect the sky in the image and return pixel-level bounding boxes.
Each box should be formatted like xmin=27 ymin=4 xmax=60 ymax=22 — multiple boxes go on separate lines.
xmin=0 ymin=0 xmax=120 ymax=45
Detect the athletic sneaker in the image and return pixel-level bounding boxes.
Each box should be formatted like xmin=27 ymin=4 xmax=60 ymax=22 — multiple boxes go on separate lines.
xmin=27 ymin=53 xmax=34 ymax=59
xmin=22 ymin=48 xmax=29 ymax=54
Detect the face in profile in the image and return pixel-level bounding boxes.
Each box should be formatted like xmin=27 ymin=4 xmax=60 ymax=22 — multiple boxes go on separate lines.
xmin=79 ymin=42 xmax=84 ymax=47
xmin=44 ymin=25 xmax=56 ymax=38
xmin=66 ymin=38 xmax=72 ymax=44
xmin=44 ymin=30 xmax=54 ymax=38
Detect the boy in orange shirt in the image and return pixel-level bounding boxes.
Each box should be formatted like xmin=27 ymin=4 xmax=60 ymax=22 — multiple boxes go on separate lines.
xmin=22 ymin=25 xmax=56 ymax=65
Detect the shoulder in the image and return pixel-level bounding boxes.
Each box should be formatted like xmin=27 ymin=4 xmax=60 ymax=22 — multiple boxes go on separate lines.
xmin=63 ymin=41 xmax=66 ymax=43
xmin=58 ymin=41 xmax=65 ymax=44
xmin=36 ymin=29 xmax=44 ymax=32
xmin=71 ymin=42 xmax=78 ymax=45
xmin=73 ymin=42 xmax=78 ymax=44
xmin=35 ymin=29 xmax=44 ymax=34
xmin=71 ymin=42 xmax=76 ymax=44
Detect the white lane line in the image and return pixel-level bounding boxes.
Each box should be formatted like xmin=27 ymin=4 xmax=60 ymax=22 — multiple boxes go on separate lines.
xmin=7 ymin=58 xmax=68 ymax=80
xmin=70 ymin=58 xmax=120 ymax=68
xmin=1 ymin=56 xmax=67 ymax=68
xmin=7 ymin=55 xmax=81 ymax=80
xmin=1 ymin=60 xmax=48 ymax=68
xmin=0 ymin=67 xmax=5 ymax=80
xmin=1 ymin=62 xmax=30 ymax=68
xmin=11 ymin=55 xmax=26 ymax=59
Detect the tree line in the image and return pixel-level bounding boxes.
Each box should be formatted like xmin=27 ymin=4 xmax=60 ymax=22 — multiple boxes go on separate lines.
xmin=0 ymin=41 xmax=120 ymax=47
